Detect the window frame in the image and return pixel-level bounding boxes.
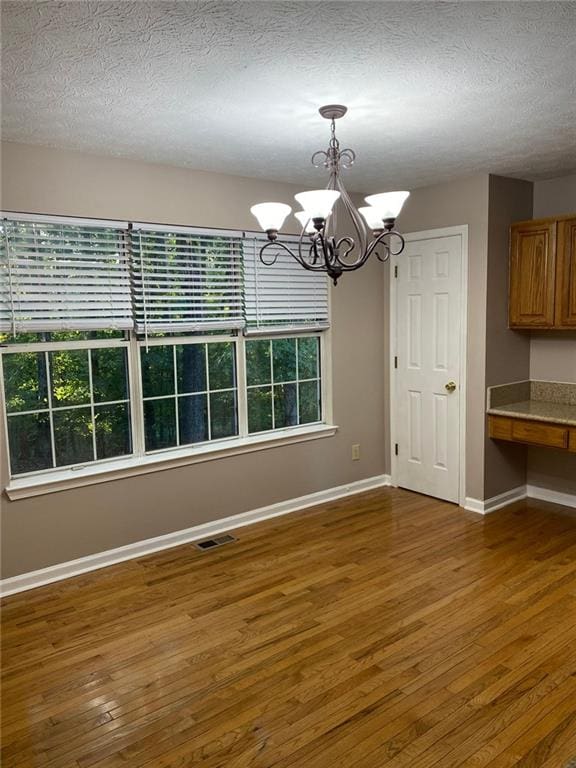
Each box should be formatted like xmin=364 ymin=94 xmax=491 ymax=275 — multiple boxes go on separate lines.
xmin=1 ymin=328 xmax=336 ymax=498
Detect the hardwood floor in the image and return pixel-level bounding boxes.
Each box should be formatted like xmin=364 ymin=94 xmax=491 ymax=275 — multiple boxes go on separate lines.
xmin=2 ymin=487 xmax=576 ymax=768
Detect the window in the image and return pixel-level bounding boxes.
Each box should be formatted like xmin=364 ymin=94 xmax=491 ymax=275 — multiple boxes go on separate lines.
xmin=140 ymin=340 xmax=238 ymax=451
xmin=246 ymin=336 xmax=321 ymax=433
xmin=1 ymin=214 xmax=333 ymax=490
xmin=2 ymin=340 xmax=132 ymax=475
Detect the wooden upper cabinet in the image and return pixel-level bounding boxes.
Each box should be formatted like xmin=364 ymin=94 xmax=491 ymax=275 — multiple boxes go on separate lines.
xmin=509 ymin=214 xmax=576 ymax=329
xmin=556 ymin=217 xmax=576 ymax=327
xmin=509 ymin=220 xmax=556 ymax=328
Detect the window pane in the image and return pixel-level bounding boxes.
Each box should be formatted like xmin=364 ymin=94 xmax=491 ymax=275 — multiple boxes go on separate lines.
xmin=298 ymin=337 xmax=319 ymax=380
xmin=178 ymin=394 xmax=208 ymax=445
xmin=53 ymin=407 xmax=93 ymax=466
xmin=272 ymin=338 xmax=296 ymax=382
xmin=208 ymin=342 xmax=235 ymax=390
xmin=140 ymin=346 xmax=174 ymax=398
xmin=299 ymin=380 xmax=320 ymax=424
xmin=50 ymin=350 xmax=90 ymax=407
xmin=210 ymin=390 xmax=238 ymax=439
xmin=3 ymin=352 xmax=48 ymax=413
xmin=248 ymin=386 xmax=273 ymax=433
xmin=95 ymin=403 xmax=132 ymax=459
xmin=246 ymin=340 xmax=271 ymax=386
xmin=144 ymin=398 xmax=176 ymax=451
xmin=274 ymin=383 xmax=298 ymax=428
xmin=7 ymin=413 xmax=52 ymax=474
xmin=91 ymin=348 xmax=129 ymax=403
xmin=176 ymin=344 xmax=206 ymax=394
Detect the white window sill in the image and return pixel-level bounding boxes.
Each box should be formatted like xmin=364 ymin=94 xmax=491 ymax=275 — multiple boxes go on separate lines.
xmin=4 ymin=424 xmax=339 ymax=500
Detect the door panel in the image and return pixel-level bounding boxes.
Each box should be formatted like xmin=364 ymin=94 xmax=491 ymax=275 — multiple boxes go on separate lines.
xmin=556 ymin=217 xmax=576 ymax=327
xmin=395 ymin=234 xmax=462 ymax=503
xmin=509 ymin=221 xmax=556 ymax=327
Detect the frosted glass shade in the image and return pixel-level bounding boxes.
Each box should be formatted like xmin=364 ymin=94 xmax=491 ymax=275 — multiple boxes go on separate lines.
xmin=358 ymin=206 xmax=385 ymax=230
xmin=364 ymin=191 xmax=410 ymax=220
xmin=294 ymin=211 xmax=316 ymax=234
xmin=294 ymin=190 xmax=340 ymax=219
xmin=250 ymin=202 xmax=292 ymax=231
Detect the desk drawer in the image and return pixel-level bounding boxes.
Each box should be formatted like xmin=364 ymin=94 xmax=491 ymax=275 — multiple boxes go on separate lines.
xmin=511 ymin=420 xmax=568 ymax=448
xmin=489 ymin=415 xmax=568 ymax=449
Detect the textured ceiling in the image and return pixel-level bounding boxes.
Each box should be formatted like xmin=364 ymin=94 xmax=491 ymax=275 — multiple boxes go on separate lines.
xmin=2 ymin=1 xmax=576 ymax=192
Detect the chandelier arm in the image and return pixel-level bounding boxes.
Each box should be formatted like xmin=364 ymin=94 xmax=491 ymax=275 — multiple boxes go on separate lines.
xmin=332 ymin=236 xmax=363 ymax=269
xmin=318 ymin=232 xmax=333 ymax=272
xmin=365 ymin=230 xmax=406 ymax=263
xmin=300 ymin=233 xmax=331 ymax=271
xmin=259 ymin=239 xmax=304 ymax=267
xmin=259 ymin=237 xmax=331 ymax=273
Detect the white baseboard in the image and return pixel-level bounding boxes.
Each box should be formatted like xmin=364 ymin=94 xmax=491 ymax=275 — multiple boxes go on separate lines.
xmin=0 ymin=474 xmax=391 ymax=597
xmin=527 ymin=484 xmax=576 ymax=510
xmin=465 ymin=484 xmax=576 ymax=515
xmin=464 ymin=485 xmax=527 ymax=515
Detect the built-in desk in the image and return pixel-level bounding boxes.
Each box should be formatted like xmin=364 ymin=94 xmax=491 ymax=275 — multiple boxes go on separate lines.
xmin=487 ymin=381 xmax=576 ymax=451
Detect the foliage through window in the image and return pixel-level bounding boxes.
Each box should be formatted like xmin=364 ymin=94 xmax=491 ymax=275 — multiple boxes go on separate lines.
xmin=3 ymin=344 xmax=132 ymax=474
xmin=140 ymin=341 xmax=238 ymax=451
xmin=246 ymin=337 xmax=321 ymax=433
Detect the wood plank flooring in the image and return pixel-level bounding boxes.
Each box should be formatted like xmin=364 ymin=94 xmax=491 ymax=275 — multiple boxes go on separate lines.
xmin=2 ymin=487 xmax=576 ymax=767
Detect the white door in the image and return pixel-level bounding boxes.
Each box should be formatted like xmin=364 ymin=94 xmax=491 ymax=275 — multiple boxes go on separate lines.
xmin=394 ymin=232 xmax=463 ymax=503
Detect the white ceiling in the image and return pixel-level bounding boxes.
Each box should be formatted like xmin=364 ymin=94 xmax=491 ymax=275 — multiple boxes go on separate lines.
xmin=2 ymin=1 xmax=576 ymax=192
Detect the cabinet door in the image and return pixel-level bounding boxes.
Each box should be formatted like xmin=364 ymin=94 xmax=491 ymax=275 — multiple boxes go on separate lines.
xmin=556 ymin=217 xmax=576 ymax=327
xmin=509 ymin=221 xmax=556 ymax=328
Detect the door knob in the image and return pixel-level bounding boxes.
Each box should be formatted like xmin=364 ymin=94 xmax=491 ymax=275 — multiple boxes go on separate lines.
xmin=445 ymin=381 xmax=457 ymax=393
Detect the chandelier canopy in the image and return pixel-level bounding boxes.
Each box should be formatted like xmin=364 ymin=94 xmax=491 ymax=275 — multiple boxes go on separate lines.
xmin=250 ymin=105 xmax=409 ymax=285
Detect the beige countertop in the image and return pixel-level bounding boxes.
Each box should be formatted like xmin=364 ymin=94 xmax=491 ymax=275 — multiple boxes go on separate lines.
xmin=487 ymin=400 xmax=576 ymax=427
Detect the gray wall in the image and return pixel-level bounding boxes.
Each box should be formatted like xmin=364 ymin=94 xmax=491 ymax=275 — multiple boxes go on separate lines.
xmin=1 ymin=142 xmax=388 ymax=577
xmin=528 ymin=174 xmax=576 ymax=494
xmin=484 ymin=175 xmax=533 ymax=497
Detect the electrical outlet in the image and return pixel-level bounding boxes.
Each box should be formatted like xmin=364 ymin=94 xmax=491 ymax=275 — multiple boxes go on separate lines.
xmin=352 ymin=443 xmax=360 ymax=461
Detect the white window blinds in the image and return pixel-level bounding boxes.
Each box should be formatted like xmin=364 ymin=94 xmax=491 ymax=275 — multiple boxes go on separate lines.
xmin=0 ymin=216 xmax=131 ymax=332
xmin=1 ymin=216 xmax=331 ymax=336
xmin=243 ymin=234 xmax=330 ymax=334
xmin=131 ymin=225 xmax=244 ymax=334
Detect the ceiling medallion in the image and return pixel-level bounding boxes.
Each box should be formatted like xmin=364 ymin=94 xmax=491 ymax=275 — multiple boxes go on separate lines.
xmin=250 ymin=105 xmax=409 ymax=285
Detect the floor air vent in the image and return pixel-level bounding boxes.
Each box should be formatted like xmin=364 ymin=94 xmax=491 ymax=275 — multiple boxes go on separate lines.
xmin=194 ymin=534 xmax=237 ymax=551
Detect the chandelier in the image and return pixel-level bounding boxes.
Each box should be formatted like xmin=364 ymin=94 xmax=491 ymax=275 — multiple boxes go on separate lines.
xmin=250 ymin=105 xmax=409 ymax=285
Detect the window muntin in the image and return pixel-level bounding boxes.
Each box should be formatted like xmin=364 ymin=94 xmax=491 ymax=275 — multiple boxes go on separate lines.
xmin=245 ymin=336 xmax=321 ymax=434
xmin=2 ymin=344 xmax=132 ymax=475
xmin=139 ymin=340 xmax=238 ymax=452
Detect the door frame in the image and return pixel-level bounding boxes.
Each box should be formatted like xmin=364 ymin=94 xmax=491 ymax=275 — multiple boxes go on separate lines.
xmin=389 ymin=225 xmax=469 ymax=506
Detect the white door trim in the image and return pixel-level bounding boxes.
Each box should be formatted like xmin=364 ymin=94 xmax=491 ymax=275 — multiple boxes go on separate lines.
xmin=389 ymin=225 xmax=469 ymax=506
